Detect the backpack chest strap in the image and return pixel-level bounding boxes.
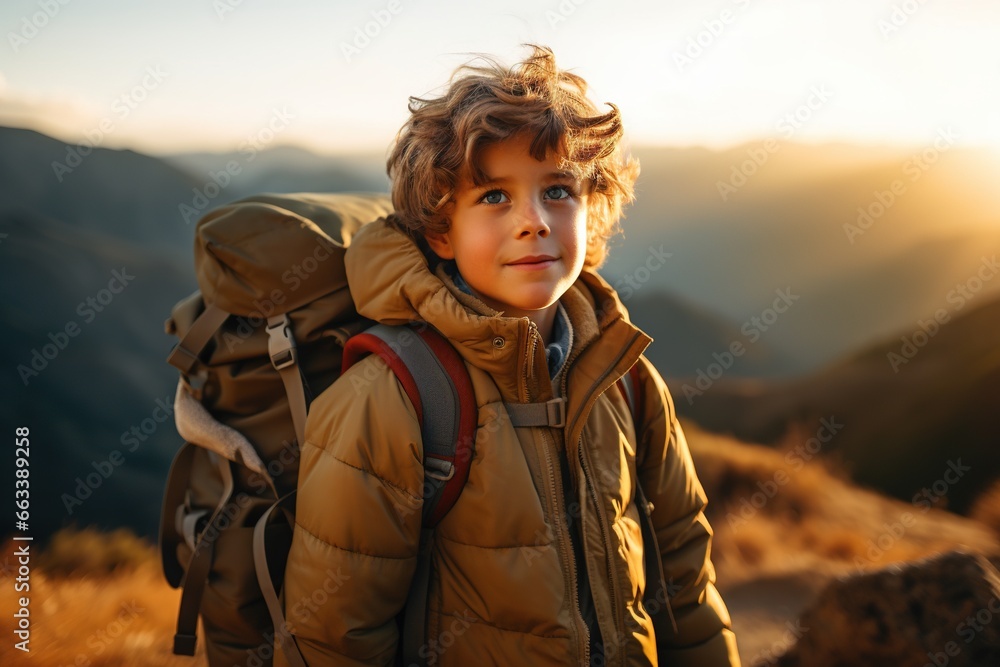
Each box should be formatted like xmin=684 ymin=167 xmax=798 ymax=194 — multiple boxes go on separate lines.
xmin=503 ymin=398 xmax=567 ymax=428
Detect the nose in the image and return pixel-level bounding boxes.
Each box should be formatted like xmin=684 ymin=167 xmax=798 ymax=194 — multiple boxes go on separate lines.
xmin=516 ymin=198 xmax=550 ymax=238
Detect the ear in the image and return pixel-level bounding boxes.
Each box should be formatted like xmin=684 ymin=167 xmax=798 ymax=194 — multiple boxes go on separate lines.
xmin=424 ymin=231 xmax=455 ymax=260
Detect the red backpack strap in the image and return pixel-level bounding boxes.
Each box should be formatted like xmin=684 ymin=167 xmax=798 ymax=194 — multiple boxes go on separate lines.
xmin=343 ymin=322 xmax=477 ymax=667
xmin=342 ymin=322 xmax=477 ymax=527
xmin=615 ymin=362 xmax=644 ymax=425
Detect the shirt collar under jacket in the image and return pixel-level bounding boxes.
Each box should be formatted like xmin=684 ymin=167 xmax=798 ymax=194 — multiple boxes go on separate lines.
xmin=449 ymin=264 xmax=573 ymax=381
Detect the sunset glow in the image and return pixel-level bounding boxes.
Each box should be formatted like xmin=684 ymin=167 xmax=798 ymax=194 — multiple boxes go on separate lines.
xmin=1 ymin=0 xmax=998 ymax=155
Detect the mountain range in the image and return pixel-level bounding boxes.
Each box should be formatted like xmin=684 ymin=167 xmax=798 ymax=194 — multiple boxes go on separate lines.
xmin=1 ymin=124 xmax=996 ymax=541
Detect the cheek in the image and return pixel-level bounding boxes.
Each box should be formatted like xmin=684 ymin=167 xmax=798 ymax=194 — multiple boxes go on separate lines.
xmin=569 ymin=212 xmax=589 ymax=265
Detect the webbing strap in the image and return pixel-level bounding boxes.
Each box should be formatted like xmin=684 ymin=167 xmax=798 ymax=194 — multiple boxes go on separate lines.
xmin=253 ymin=492 xmax=308 ymax=667
xmin=166 ymin=302 xmax=230 ymax=374
xmin=173 ymin=451 xmax=235 ymax=656
xmin=636 ymin=484 xmax=677 ymax=635
xmin=159 ymin=442 xmax=197 ymax=587
xmin=267 ymin=314 xmax=308 ymax=449
xmin=402 ymin=528 xmax=436 ymax=667
xmin=503 ymin=398 xmax=566 ymax=428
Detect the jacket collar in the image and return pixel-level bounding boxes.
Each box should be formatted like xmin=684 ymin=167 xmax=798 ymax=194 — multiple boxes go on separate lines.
xmin=344 ymin=218 xmax=652 ymax=420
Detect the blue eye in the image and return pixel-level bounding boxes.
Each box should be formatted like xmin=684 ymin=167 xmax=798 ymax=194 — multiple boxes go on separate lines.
xmin=545 ymin=185 xmax=572 ymax=200
xmin=480 ymin=190 xmax=508 ymax=205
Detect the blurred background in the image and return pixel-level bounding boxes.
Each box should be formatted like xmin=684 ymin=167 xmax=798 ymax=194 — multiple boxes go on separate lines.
xmin=1 ymin=1 xmax=999 ymax=665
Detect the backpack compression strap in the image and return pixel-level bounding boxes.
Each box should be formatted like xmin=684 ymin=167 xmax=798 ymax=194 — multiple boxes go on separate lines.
xmin=166 ymin=303 xmax=310 ymax=451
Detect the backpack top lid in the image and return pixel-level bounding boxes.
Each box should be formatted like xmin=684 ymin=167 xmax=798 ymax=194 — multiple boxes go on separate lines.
xmin=193 ymin=192 xmax=393 ymax=316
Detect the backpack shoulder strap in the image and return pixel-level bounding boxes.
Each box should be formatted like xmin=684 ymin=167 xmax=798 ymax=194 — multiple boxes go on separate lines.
xmin=615 ymin=362 xmax=643 ymax=425
xmin=258 ymin=322 xmax=477 ymax=667
xmin=343 ymin=323 xmax=477 ymax=527
xmin=344 ymin=323 xmax=477 ymax=667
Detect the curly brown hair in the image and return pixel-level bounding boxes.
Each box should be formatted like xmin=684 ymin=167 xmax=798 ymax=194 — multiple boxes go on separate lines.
xmin=386 ymin=44 xmax=640 ymax=268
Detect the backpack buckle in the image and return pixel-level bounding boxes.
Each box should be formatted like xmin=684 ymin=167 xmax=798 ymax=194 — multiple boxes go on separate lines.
xmin=425 ymin=456 xmax=455 ymax=481
xmin=266 ymin=315 xmax=297 ymax=370
xmin=545 ymin=398 xmax=566 ymax=428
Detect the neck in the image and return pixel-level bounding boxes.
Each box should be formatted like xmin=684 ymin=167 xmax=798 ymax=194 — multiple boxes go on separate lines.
xmin=522 ymin=304 xmax=557 ymax=345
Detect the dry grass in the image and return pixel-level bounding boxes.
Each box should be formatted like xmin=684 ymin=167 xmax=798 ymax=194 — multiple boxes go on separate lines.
xmin=4 ymin=428 xmax=998 ymax=666
xmin=0 ymin=528 xmax=207 ymax=667
xmin=684 ymin=419 xmax=1000 ymax=588
xmin=970 ymin=479 xmax=1000 ymax=538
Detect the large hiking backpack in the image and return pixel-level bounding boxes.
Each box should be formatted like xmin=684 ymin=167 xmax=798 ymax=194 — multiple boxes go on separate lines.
xmin=158 ymin=193 xmax=477 ymax=667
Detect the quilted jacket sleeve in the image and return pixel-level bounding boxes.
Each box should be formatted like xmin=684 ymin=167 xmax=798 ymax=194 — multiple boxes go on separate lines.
xmin=632 ymin=356 xmax=741 ymax=667
xmin=277 ymin=355 xmax=425 ymax=667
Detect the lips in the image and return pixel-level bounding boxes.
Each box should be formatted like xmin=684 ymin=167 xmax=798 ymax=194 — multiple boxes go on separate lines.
xmin=507 ymin=254 xmax=557 ymax=267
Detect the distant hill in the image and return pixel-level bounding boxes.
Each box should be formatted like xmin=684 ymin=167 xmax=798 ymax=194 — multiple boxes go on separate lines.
xmin=160 ymin=143 xmax=389 ymax=202
xmin=677 ymin=292 xmax=1000 ymax=514
xmin=0 ymin=126 xmax=396 ymax=543
xmin=607 ymin=142 xmax=1000 ymax=371
xmin=619 ymin=289 xmax=796 ymax=378
xmin=4 ymin=122 xmax=998 ymax=541
xmin=0 ymin=207 xmax=191 ymax=541
xmin=0 ymin=126 xmax=200 ymax=264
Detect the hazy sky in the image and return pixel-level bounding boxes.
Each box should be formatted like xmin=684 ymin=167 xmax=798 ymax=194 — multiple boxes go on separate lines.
xmin=1 ymin=0 xmax=998 ymax=156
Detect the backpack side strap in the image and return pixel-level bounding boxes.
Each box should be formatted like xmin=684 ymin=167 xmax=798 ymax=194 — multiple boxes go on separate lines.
xmin=253 ymin=492 xmax=307 ymax=667
xmin=172 ymin=448 xmax=237 ymax=656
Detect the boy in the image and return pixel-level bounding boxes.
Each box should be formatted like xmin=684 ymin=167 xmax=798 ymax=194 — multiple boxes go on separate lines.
xmin=280 ymin=45 xmax=739 ymax=666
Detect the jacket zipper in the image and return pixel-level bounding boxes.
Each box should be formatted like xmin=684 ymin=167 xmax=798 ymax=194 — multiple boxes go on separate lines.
xmin=520 ymin=320 xmax=538 ymax=402
xmin=563 ymin=331 xmax=647 ymax=666
xmin=521 ymin=320 xmax=589 ymax=664
xmin=579 ymin=438 xmax=623 ymax=666
xmin=540 ymin=428 xmax=590 ymax=665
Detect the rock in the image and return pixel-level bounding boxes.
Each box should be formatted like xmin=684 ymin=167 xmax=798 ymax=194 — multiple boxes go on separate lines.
xmin=769 ymin=550 xmax=1000 ymax=667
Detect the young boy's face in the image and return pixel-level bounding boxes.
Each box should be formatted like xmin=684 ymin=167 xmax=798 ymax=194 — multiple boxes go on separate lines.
xmin=426 ymin=133 xmax=588 ymax=326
